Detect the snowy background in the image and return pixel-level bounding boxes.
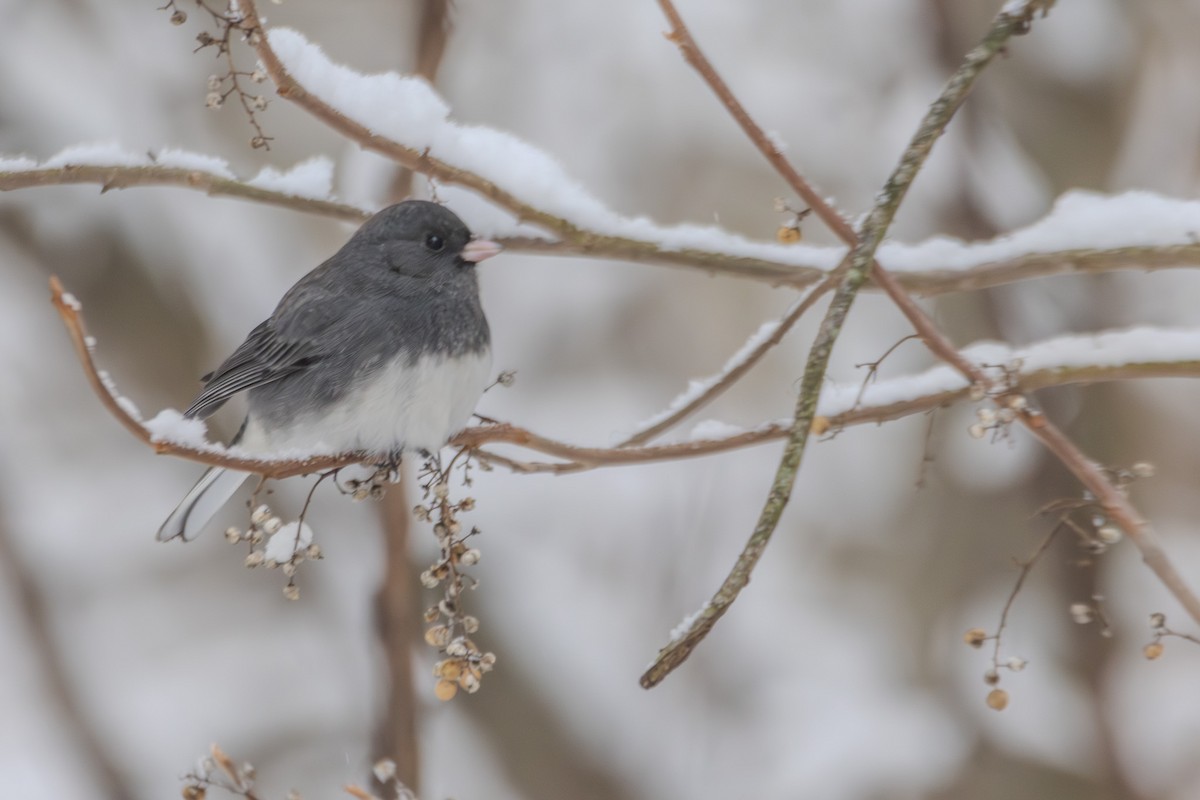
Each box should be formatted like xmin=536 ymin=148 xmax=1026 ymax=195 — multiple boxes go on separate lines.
xmin=3 ymin=1 xmax=1200 ymax=799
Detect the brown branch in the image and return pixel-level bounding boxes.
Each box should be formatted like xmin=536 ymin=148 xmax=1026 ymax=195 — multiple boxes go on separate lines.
xmin=9 ymin=166 xmax=1200 ymax=293
xmin=2 ymin=164 xmax=369 ymax=222
xmin=641 ymin=0 xmax=1078 ymax=688
xmin=651 ymin=0 xmax=1200 ymax=679
xmin=52 ymin=275 xmax=1200 ymax=477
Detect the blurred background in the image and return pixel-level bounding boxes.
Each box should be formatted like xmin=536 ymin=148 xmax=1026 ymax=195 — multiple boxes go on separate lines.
xmin=3 ymin=0 xmax=1200 ymax=798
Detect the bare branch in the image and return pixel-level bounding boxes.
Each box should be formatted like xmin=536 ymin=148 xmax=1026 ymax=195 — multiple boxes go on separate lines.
xmin=3 ymin=164 xmax=370 ymax=222
xmin=642 ymin=0 xmax=1059 ymax=688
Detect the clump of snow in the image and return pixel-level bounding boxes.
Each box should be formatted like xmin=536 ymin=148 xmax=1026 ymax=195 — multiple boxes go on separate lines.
xmin=264 ymin=521 xmax=313 ymax=563
xmin=145 ymin=409 xmax=212 ymax=449
xmin=42 ymin=142 xmax=149 ymax=169
xmin=247 ymin=156 xmax=335 ymax=199
xmin=115 ymin=396 xmax=142 ymax=422
xmin=59 ymin=292 xmax=81 ymax=310
xmin=668 ymin=604 xmax=711 ymax=644
xmin=265 ymin=28 xmax=840 ymax=270
xmin=154 ymin=148 xmax=237 ymax=179
xmin=689 ymin=419 xmax=748 ymax=440
xmin=881 ymin=191 xmax=1200 ymax=272
xmin=0 ymin=156 xmax=37 ymax=171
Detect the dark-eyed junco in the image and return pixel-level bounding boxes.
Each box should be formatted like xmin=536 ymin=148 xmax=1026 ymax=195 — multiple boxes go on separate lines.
xmin=158 ymin=200 xmax=501 ymax=541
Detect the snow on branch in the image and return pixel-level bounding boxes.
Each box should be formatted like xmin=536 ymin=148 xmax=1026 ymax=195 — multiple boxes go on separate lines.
xmin=8 ymin=149 xmax=1200 ymax=292
xmin=1 ymin=146 xmax=370 ymax=223
xmin=54 ymin=274 xmax=1200 ymax=481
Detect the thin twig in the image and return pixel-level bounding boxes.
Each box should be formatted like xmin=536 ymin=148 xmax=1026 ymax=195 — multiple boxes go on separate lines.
xmin=642 ymin=0 xmax=1059 ymax=688
xmin=990 ymin=523 xmax=1062 ymax=671
xmin=619 ymin=276 xmax=836 ymax=446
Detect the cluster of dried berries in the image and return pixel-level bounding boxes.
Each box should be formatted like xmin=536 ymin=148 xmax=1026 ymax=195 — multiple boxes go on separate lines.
xmin=159 ymin=0 xmax=274 ymax=149
xmin=414 ymin=457 xmax=496 ymax=700
xmin=1142 ymin=611 xmax=1200 ymax=660
xmin=962 ymin=627 xmax=1027 ymax=712
xmin=968 ymin=391 xmax=1030 ymax=440
xmin=226 ymin=503 xmax=322 ymax=600
xmin=181 ymin=743 xmax=305 ymax=800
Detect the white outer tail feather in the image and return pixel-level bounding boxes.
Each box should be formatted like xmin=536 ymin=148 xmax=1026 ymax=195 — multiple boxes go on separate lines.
xmin=157 ymin=467 xmax=250 ymax=542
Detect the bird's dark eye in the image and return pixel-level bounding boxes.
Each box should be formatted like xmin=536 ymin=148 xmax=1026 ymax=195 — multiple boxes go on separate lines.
xmin=424 ymin=234 xmax=445 ymax=252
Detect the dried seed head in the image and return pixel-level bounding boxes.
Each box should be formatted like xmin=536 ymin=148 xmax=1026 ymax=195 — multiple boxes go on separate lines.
xmin=244 ymin=551 xmax=264 ymax=568
xmin=445 ymin=639 xmax=469 ymax=658
xmin=458 ymin=670 xmax=480 ymax=693
xmin=460 ymin=497 xmax=476 ymax=511
xmin=423 ymin=607 xmax=440 ymax=623
xmin=262 ymin=516 xmax=282 ymax=535
xmin=305 ymin=544 xmax=323 ymax=560
xmin=479 ymin=651 xmax=496 ymax=670
xmin=963 ymin=628 xmax=988 ymax=648
xmin=434 ymin=482 xmax=450 ymax=500
xmin=460 ymin=548 xmax=481 ymax=567
xmin=251 ymin=505 xmax=271 ymax=525
xmin=283 ymin=583 xmax=300 ymax=601
xmin=986 ymin=688 xmax=1009 ymax=711
xmin=419 ymin=570 xmax=440 ymax=589
xmin=977 ymin=408 xmax=996 ymax=424
xmin=983 ymin=669 xmax=1000 ymax=686
xmin=225 ymin=527 xmax=242 ymax=544
xmin=1005 ymin=656 xmax=1027 ymax=672
xmin=1144 ymin=642 xmax=1164 ymax=660
xmin=434 ymin=659 xmax=463 ymax=680
xmin=251 ymin=66 xmax=267 ymax=83
xmin=968 ymin=423 xmax=986 ymax=440
xmin=281 ymin=562 xmax=297 ymax=578
xmin=462 ymin=615 xmax=480 ymax=633
xmin=170 ymin=9 xmax=187 ymax=25
xmin=776 ymin=225 xmax=802 ymax=244
xmin=413 ymin=505 xmax=430 ymax=521
xmin=497 ymin=370 xmax=516 ymax=387
xmin=1096 ymin=525 xmax=1122 ymax=544
xmin=205 ymin=92 xmax=223 ymax=109
xmin=434 ymin=679 xmax=458 ymax=701
xmin=1006 ymin=394 xmax=1028 ymax=411
xmin=182 ymin=785 xmax=206 ymax=800
xmin=1150 ymin=612 xmax=1167 ymax=629
xmin=968 ymin=383 xmax=986 ymax=401
xmin=424 ymin=625 xmax=452 ymax=648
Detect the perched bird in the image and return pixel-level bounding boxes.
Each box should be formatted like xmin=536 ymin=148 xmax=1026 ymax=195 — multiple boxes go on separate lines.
xmin=158 ymin=200 xmax=501 ymax=541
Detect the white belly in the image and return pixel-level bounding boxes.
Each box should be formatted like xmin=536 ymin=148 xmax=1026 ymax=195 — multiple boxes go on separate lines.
xmin=242 ymin=348 xmax=492 ymax=456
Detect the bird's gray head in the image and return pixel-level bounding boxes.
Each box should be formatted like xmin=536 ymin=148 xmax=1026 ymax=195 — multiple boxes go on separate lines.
xmin=350 ymin=200 xmax=502 ymax=280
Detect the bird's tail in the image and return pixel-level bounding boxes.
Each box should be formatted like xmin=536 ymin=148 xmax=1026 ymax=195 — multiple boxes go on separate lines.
xmin=157 ymin=467 xmax=250 ymax=542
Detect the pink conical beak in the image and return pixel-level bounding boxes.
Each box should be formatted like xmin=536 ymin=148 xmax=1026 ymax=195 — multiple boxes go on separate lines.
xmin=461 ymin=238 xmax=503 ymax=264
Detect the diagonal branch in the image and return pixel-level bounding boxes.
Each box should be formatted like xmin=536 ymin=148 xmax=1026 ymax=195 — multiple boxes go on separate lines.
xmin=618 ymin=276 xmax=836 ymax=446
xmin=641 ymin=0 xmax=1067 ymax=688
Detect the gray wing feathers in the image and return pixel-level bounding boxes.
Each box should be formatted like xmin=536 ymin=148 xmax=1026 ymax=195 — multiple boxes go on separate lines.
xmin=184 ymin=285 xmax=343 ymax=419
